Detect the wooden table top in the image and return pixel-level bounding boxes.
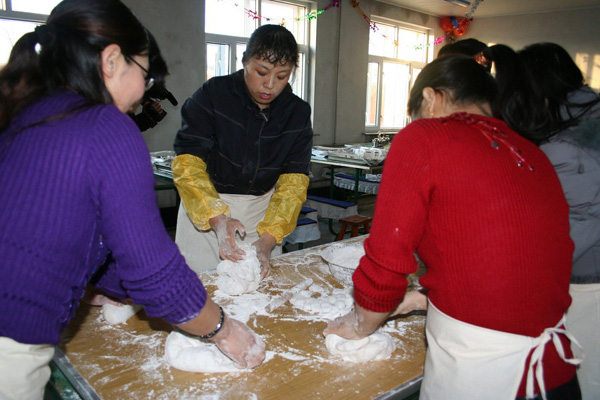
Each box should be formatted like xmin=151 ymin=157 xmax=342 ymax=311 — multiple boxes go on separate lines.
xmin=59 ymin=238 xmax=426 ymax=400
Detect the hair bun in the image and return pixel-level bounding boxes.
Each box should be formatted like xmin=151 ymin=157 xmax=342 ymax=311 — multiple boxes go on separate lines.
xmin=34 ymin=25 xmax=52 ymax=46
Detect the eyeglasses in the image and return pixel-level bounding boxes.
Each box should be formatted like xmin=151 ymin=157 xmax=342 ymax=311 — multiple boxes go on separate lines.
xmin=125 ymin=55 xmax=154 ymax=91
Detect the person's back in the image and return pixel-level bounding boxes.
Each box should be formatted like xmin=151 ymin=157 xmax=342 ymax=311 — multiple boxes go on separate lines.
xmin=399 ymin=115 xmax=573 ymax=334
xmin=518 ymin=43 xmax=600 ymax=400
xmin=0 ymin=2 xmax=265 ymax=398
xmin=488 ymin=41 xmax=599 ymax=400
xmin=326 ymin=55 xmax=580 ymax=399
xmin=540 ymin=88 xmax=600 ymax=280
xmin=0 ymin=90 xmax=168 ymax=344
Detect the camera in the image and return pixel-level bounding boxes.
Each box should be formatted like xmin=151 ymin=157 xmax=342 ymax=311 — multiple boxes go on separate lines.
xmin=130 ymin=84 xmax=178 ymax=132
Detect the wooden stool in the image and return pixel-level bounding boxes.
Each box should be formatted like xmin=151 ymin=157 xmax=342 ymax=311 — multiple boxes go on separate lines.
xmin=335 ymin=215 xmax=372 ymax=241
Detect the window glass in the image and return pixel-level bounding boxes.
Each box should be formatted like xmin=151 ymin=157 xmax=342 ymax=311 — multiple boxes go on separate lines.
xmin=0 ymin=19 xmax=39 ymax=65
xmin=397 ymin=29 xmax=427 ymax=62
xmin=380 ymin=62 xmax=409 ymax=128
xmin=236 ymin=43 xmax=247 ymax=71
xmin=205 ymin=0 xmax=256 ymax=37
xmin=261 ymin=0 xmax=306 ymax=45
xmin=365 ymin=62 xmax=379 ymax=126
xmin=11 ymin=0 xmax=60 ymax=15
xmin=366 ymin=20 xmax=430 ymax=130
xmin=290 ymin=52 xmax=304 ymax=98
xmin=368 ymin=23 xmax=395 ymax=58
xmin=411 ymin=67 xmax=422 ymax=87
xmin=206 ymin=43 xmax=230 ymax=81
xmin=205 ymin=0 xmax=311 ymax=101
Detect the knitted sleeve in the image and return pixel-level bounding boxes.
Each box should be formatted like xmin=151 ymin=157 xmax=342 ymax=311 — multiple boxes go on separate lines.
xmin=353 ymin=122 xmax=432 ymax=312
xmin=89 ymin=107 xmax=207 ymax=325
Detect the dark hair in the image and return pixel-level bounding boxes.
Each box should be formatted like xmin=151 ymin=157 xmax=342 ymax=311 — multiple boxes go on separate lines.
xmin=482 ymin=44 xmax=549 ymax=142
xmin=485 ymin=43 xmax=598 ymax=144
xmin=241 ymin=24 xmax=299 ymax=67
xmin=144 ymin=31 xmax=169 ymax=99
xmin=407 ymin=55 xmax=497 ymax=118
xmin=0 ymin=0 xmax=166 ymax=131
xmin=437 ymin=38 xmax=488 ymax=58
xmin=517 ymin=43 xmax=598 ymax=137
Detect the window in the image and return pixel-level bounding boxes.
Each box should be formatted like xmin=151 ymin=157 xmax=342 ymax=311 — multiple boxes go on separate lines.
xmin=366 ymin=19 xmax=432 ymax=132
xmin=205 ymin=0 xmax=312 ymax=100
xmin=0 ymin=1 xmax=61 ymax=65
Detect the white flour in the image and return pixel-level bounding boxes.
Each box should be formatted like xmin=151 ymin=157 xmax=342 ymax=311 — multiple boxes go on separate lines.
xmin=290 ymin=288 xmax=354 ymax=320
xmin=323 ymin=243 xmax=365 ymax=269
xmin=69 ymin=243 xmax=426 ymax=399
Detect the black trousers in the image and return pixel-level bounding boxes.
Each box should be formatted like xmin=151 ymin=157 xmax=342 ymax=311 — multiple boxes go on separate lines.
xmin=515 ymin=375 xmax=581 ymax=400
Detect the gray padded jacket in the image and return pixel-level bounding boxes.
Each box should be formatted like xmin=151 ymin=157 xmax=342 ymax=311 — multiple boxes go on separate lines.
xmin=541 ymin=86 xmax=600 ymax=283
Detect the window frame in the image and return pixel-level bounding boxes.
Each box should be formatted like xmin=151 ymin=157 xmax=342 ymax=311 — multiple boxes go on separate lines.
xmin=204 ymin=0 xmax=313 ymax=102
xmin=0 ymin=0 xmax=53 ymax=22
xmin=365 ymin=18 xmax=431 ymax=133
xmin=1 ymin=2 xmax=55 ymax=65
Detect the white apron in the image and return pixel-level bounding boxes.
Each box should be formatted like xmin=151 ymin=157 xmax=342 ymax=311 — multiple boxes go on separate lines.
xmin=0 ymin=337 xmax=54 ymax=400
xmin=420 ymin=300 xmax=583 ymax=400
xmin=175 ymin=189 xmax=282 ymax=273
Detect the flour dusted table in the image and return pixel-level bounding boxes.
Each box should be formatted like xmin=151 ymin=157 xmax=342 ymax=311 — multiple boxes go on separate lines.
xmin=56 ymin=237 xmax=426 ymax=400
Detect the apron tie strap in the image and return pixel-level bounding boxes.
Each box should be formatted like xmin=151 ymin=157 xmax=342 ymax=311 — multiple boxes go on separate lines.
xmin=525 ymin=316 xmax=584 ymax=400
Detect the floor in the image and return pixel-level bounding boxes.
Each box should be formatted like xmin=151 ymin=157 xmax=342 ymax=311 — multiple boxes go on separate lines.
xmin=283 ymin=193 xmax=377 ymax=252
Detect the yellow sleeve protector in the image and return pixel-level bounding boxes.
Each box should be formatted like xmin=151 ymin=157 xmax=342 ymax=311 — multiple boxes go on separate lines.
xmin=257 ymin=173 xmax=310 ymax=244
xmin=171 ymin=154 xmax=230 ymax=231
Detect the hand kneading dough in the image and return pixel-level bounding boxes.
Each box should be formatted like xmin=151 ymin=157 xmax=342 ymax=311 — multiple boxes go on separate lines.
xmin=326 ymin=332 xmax=395 ymax=362
xmin=102 ymin=303 xmax=143 ymax=324
xmin=216 ymin=245 xmax=261 ymax=296
xmin=164 ymin=331 xmax=244 ymax=373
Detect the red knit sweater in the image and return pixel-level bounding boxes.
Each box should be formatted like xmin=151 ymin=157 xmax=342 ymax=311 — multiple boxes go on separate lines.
xmin=353 ymin=113 xmax=576 ymax=396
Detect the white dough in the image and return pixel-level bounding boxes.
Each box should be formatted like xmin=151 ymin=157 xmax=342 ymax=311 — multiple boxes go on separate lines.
xmin=164 ymin=331 xmax=244 ymax=373
xmin=325 ymin=332 xmax=395 ymax=362
xmin=324 ymin=243 xmax=365 ymax=269
xmin=216 ymin=245 xmax=261 ymax=296
xmin=102 ymin=303 xmax=143 ymax=324
xmin=290 ymin=288 xmax=354 ymax=320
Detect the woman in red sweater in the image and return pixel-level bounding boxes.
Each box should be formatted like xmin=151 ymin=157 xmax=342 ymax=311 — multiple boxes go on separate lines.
xmin=325 ymin=56 xmax=582 ymax=399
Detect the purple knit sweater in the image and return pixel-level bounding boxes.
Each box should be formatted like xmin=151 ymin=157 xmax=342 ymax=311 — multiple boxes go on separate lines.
xmin=0 ymin=91 xmax=207 ymax=345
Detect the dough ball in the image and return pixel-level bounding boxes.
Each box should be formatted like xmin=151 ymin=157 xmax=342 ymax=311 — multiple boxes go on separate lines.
xmin=102 ymin=303 xmax=143 ymax=324
xmin=216 ymin=245 xmax=261 ymax=296
xmin=164 ymin=331 xmax=243 ymax=373
xmin=325 ymin=332 xmax=395 ymax=362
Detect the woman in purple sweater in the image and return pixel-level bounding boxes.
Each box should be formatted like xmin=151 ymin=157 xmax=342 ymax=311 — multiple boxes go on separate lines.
xmin=0 ymin=1 xmax=265 ymax=398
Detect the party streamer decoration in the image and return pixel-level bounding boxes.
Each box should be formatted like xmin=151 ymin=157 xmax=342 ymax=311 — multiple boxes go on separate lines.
xmin=213 ymin=0 xmax=340 ymax=24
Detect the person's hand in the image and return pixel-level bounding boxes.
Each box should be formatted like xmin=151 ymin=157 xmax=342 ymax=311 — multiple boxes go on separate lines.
xmin=390 ymin=290 xmax=428 ymax=316
xmin=147 ymin=101 xmax=163 ymax=114
xmin=211 ymin=315 xmax=266 ymax=369
xmin=324 ymin=303 xmax=392 ymax=340
xmin=251 ymin=233 xmax=276 ymax=279
xmin=209 ymin=214 xmax=246 ymax=262
xmin=323 ymin=310 xmax=364 ymax=340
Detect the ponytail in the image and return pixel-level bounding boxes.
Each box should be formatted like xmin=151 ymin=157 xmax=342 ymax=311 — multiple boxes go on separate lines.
xmin=484 ymin=45 xmax=549 ymax=144
xmin=0 ymin=32 xmax=46 ymax=130
xmin=0 ymin=0 xmax=166 ymax=133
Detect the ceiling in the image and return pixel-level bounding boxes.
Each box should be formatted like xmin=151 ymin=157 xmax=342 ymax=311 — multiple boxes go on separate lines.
xmin=380 ymin=0 xmax=600 ymax=18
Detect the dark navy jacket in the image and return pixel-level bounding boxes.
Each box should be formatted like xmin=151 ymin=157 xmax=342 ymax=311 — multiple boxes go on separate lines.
xmin=174 ymin=70 xmax=313 ymax=195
